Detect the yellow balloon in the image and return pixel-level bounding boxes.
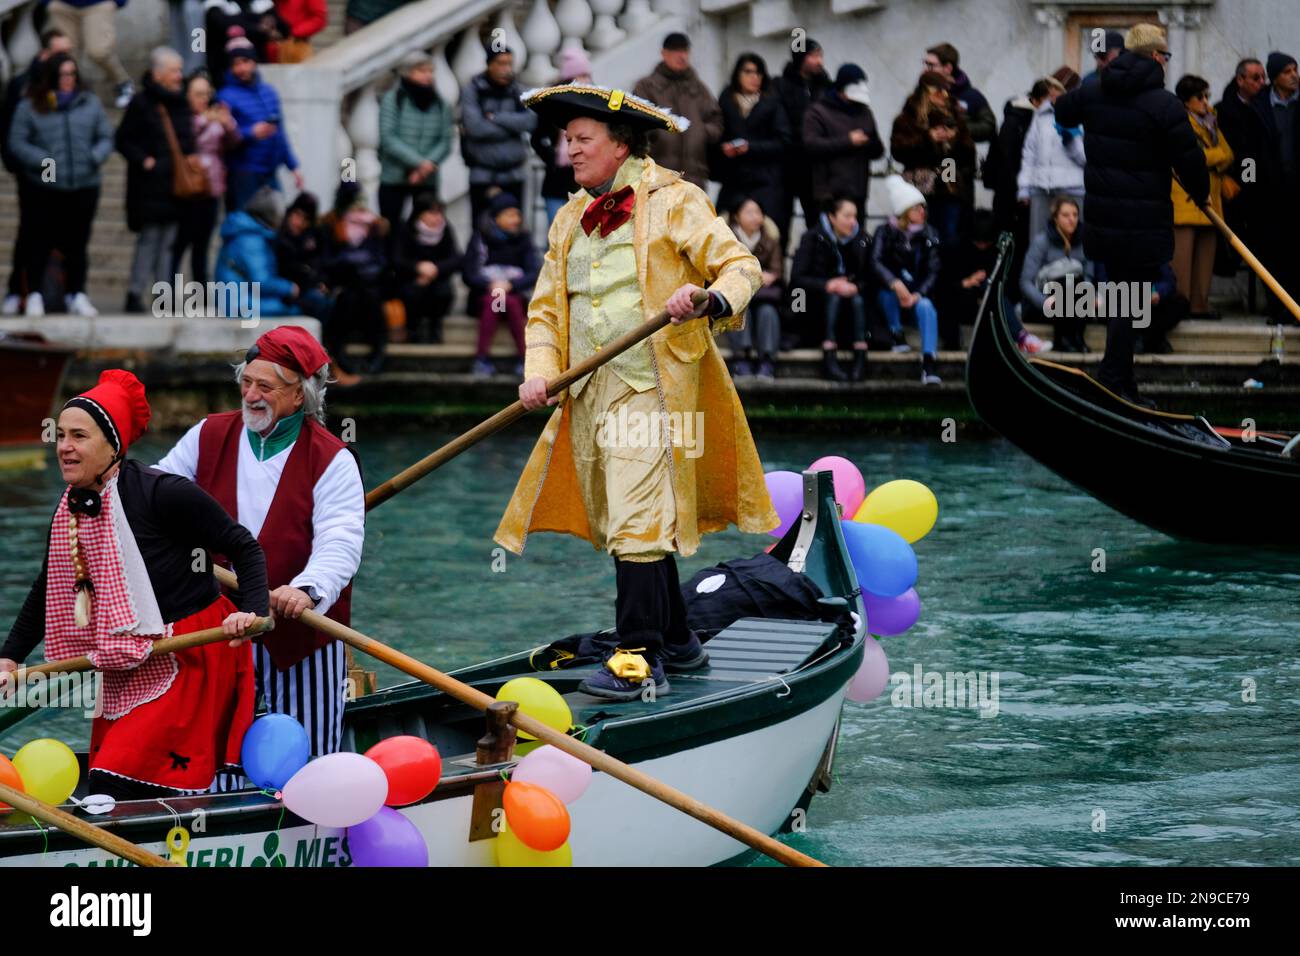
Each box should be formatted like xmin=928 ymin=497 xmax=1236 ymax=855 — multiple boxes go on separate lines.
xmin=495 ymin=677 xmax=572 ymax=741
xmin=12 ymin=738 xmax=80 ymax=806
xmin=853 ymin=479 xmax=938 ymax=543
xmin=495 ymin=821 xmax=572 ymax=867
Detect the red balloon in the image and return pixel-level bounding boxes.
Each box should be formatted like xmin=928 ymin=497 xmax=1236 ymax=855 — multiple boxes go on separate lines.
xmin=503 ymin=781 xmax=570 ymax=852
xmin=0 ymin=754 xmax=23 ymax=812
xmin=364 ymin=736 xmax=442 ymax=807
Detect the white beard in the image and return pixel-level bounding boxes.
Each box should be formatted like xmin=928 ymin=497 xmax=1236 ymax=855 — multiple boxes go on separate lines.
xmin=242 ymin=402 xmax=274 ymax=434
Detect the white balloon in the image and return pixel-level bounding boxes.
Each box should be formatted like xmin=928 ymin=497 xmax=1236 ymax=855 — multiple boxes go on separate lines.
xmin=281 ymin=753 xmax=388 ymax=828
xmin=510 ymin=745 xmax=592 ymax=804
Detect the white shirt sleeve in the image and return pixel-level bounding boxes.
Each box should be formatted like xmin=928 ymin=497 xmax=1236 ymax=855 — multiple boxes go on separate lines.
xmin=289 ymin=448 xmax=365 ymax=616
xmin=154 ymin=420 xmax=206 ymax=480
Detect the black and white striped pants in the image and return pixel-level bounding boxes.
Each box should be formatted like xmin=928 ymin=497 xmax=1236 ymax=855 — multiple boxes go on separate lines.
xmin=212 ymin=640 xmax=348 ymax=792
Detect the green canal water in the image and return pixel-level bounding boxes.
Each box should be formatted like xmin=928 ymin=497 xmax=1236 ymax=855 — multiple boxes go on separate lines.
xmin=2 ymin=427 xmax=1297 ymax=866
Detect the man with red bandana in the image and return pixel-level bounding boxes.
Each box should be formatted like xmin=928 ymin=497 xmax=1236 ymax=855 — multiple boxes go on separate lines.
xmin=157 ymin=327 xmax=364 ymax=776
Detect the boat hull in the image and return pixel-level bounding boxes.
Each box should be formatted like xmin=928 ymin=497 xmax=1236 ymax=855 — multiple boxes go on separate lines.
xmin=965 ymin=235 xmax=1300 ymax=545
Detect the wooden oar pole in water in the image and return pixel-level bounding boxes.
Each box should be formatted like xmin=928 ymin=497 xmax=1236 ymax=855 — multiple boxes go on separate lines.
xmin=1202 ymin=205 xmax=1300 ymax=323
xmin=213 ymin=567 xmax=825 ymax=868
xmin=364 ymin=291 xmax=708 ymax=510
xmin=0 ymin=781 xmax=179 ymax=867
xmin=4 ymin=617 xmax=275 ymax=685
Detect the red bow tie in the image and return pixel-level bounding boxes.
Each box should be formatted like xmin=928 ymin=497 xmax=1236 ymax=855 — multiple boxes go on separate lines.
xmin=581 ymin=186 xmax=635 ymax=238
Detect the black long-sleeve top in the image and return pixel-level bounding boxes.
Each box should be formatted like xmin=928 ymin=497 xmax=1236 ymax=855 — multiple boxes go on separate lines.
xmin=2 ymin=459 xmax=269 ymax=663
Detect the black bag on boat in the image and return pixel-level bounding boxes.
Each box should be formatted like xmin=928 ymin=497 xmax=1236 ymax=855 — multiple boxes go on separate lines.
xmin=530 ymin=553 xmax=839 ymax=671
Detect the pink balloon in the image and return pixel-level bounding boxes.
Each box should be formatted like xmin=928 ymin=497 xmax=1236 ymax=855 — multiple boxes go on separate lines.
xmin=809 ymin=456 xmax=866 ymax=517
xmin=846 ymin=638 xmax=889 ymax=703
xmin=764 ymin=470 xmax=803 ymax=538
xmin=511 ymin=745 xmax=592 ymax=805
xmin=282 ymin=753 xmax=389 ymax=828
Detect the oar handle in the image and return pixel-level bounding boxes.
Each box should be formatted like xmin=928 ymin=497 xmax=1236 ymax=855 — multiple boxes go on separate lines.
xmin=363 ymin=290 xmax=710 ymax=511
xmin=0 ymin=780 xmax=179 ymax=867
xmin=211 ymin=565 xmax=824 ymax=868
xmin=10 ymin=617 xmax=275 ymax=682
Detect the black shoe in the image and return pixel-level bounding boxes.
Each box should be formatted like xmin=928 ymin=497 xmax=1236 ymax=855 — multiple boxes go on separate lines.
xmin=1143 ymin=336 xmax=1174 ymax=355
xmin=849 ymin=348 xmax=867 ymax=382
xmin=123 ymin=292 xmax=145 ymax=314
xmin=821 ymin=347 xmax=848 ymax=381
xmin=921 ymin=352 xmax=942 ymax=385
xmin=662 ymin=632 xmax=709 ymax=674
xmin=1189 ymin=310 xmax=1220 ymax=321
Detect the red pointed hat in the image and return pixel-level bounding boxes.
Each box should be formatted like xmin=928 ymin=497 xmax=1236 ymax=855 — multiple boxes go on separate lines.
xmin=64 ymin=369 xmax=151 ymax=453
xmin=249 ymin=326 xmax=330 ymax=378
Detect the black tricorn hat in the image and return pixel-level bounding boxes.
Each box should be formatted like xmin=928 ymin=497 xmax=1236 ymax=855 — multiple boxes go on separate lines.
xmin=519 ymin=83 xmax=690 ymax=134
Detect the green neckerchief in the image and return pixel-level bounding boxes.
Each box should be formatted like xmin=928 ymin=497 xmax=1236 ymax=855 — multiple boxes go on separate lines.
xmin=247 ymin=410 xmax=305 ymax=461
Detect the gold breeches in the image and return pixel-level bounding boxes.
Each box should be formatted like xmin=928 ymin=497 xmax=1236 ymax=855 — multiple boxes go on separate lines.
xmin=568 ymin=365 xmax=677 ymax=561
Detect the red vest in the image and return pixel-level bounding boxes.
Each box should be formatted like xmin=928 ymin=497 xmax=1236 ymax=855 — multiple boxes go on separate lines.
xmin=195 ymin=411 xmax=355 ymax=671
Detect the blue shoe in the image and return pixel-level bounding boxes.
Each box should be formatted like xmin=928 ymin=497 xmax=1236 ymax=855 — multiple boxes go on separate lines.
xmin=578 ymin=648 xmax=670 ymax=701
xmin=662 ymin=632 xmax=709 ymax=673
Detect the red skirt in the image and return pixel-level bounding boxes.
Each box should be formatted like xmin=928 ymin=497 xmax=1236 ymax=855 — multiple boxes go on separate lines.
xmin=89 ymin=595 xmax=255 ymax=792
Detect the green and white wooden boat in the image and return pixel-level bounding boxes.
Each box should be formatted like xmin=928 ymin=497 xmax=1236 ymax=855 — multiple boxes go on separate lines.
xmin=0 ymin=470 xmax=864 ymax=867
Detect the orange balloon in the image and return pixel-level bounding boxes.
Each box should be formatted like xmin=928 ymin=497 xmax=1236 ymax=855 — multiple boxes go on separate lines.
xmin=502 ymin=781 xmax=570 ymax=852
xmin=0 ymin=753 xmax=23 ymax=812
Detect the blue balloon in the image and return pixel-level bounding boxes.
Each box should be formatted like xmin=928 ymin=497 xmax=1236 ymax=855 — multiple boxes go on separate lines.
xmin=841 ymin=520 xmax=918 ymax=598
xmin=241 ymin=714 xmax=311 ymax=791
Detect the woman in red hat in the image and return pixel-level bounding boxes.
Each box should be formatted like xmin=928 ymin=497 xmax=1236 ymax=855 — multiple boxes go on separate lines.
xmin=0 ymin=370 xmax=270 ymax=800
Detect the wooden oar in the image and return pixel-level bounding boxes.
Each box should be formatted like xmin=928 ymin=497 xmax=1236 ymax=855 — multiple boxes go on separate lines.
xmin=213 ymin=568 xmax=825 ymax=868
xmin=365 ymin=291 xmax=709 ymax=510
xmin=0 ymin=781 xmax=178 ymax=867
xmin=1200 ymin=204 xmax=1300 ymax=323
xmin=6 ymin=617 xmax=275 ymax=685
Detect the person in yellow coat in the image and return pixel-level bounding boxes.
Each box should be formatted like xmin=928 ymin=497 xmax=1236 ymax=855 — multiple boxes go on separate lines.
xmin=1171 ymin=74 xmax=1234 ymax=318
xmin=495 ymin=84 xmax=778 ymax=700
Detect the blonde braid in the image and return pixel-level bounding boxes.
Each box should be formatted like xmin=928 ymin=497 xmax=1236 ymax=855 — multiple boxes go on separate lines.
xmin=69 ymin=512 xmax=93 ymax=628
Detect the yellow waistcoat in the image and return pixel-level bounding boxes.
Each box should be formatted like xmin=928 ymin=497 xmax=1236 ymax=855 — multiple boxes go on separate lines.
xmin=493 ymin=156 xmax=779 ymax=556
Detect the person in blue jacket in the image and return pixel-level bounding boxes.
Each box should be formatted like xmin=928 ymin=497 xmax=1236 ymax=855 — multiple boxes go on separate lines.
xmin=215 ymin=31 xmax=303 ymax=211
xmin=214 ymin=186 xmax=300 ymax=317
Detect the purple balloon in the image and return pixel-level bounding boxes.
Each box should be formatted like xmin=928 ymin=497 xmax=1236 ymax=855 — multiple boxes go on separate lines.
xmin=864 ymin=588 xmax=921 ymax=637
xmin=765 ymin=471 xmax=804 ymax=538
xmin=347 ymin=806 xmax=429 ymax=867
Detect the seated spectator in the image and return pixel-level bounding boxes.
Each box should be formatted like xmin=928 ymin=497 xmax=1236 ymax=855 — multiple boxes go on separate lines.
xmin=463 ymin=191 xmax=538 ymax=378
xmin=716 ymin=52 xmax=791 ymax=220
xmin=1172 ymin=73 xmax=1234 ymax=318
xmin=273 ymin=0 xmax=327 ymax=62
xmin=872 ymin=176 xmax=943 ymax=385
xmin=790 ymin=195 xmax=872 ymax=382
xmin=274 ymin=190 xmax=325 ymax=295
xmin=173 ymin=70 xmax=241 ymax=286
xmin=1019 ymin=196 xmax=1094 ymax=353
xmin=116 ymin=47 xmax=194 ymax=314
xmin=1130 ymin=261 xmax=1188 ymax=354
xmin=6 ymin=51 xmax=113 ymax=317
xmin=378 ymin=51 xmax=452 ymax=233
xmin=1017 ymin=75 xmax=1085 ymax=240
xmin=721 ymin=197 xmax=784 ymax=380
xmin=531 ymin=49 xmax=591 ymax=226
xmin=393 ymin=194 xmax=461 ymax=344
xmin=46 ymin=0 xmax=134 ymax=108
xmin=216 ymin=31 xmax=303 ymax=210
xmin=319 ymin=182 xmax=391 ymax=374
xmin=213 ymin=185 xmax=301 ymax=316
xmin=891 ymin=74 xmax=976 ymax=248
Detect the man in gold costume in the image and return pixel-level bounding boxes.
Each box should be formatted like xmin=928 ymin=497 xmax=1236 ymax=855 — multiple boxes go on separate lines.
xmin=495 ymin=84 xmax=778 ymax=701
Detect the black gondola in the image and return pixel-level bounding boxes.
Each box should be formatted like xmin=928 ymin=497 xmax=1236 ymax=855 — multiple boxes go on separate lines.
xmin=966 ymin=234 xmax=1300 ymax=546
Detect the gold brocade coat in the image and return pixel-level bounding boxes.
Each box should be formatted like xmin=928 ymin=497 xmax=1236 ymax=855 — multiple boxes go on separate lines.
xmin=494 ymin=156 xmax=779 ymax=556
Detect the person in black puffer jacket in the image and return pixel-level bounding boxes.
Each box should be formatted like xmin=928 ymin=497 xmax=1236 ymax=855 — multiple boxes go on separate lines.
xmin=115 ymin=49 xmax=196 ymax=314
xmin=394 ymin=194 xmax=462 ymax=344
xmin=789 ymin=195 xmax=872 ymax=381
xmin=318 ymin=182 xmax=391 ymax=375
xmin=715 ymin=52 xmax=792 ymax=220
xmin=1054 ymin=22 xmax=1208 ymax=402
xmin=772 ymin=40 xmax=832 ymax=248
xmin=871 ymin=176 xmax=943 ymax=385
